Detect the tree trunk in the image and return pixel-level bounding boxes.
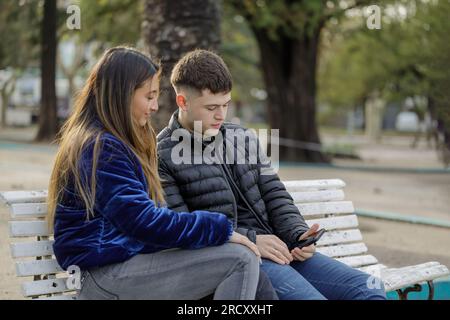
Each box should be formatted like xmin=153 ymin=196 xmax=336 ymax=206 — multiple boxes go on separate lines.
xmin=1 ymin=92 xmax=8 ymax=127
xmin=0 ymin=74 xmax=17 ymax=128
xmin=142 ymin=0 xmax=221 ymax=133
xmin=35 ymin=0 xmax=58 ymax=142
xmin=252 ymin=28 xmax=329 ymax=162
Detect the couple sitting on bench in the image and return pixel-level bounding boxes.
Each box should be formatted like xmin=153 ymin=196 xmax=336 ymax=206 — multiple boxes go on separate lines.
xmin=47 ymin=46 xmax=386 ymax=300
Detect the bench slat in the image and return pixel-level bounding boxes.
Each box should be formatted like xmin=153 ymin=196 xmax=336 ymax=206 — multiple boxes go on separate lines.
xmin=284 ymin=179 xmax=345 ymax=192
xmin=16 ymin=259 xmax=63 ymax=277
xmin=296 ymin=201 xmax=354 ymax=216
xmin=382 ymin=264 xmax=450 ymax=292
xmin=10 ymin=203 xmax=47 ymax=218
xmin=22 ymin=278 xmax=72 ymax=297
xmin=316 ymin=229 xmax=363 ymax=246
xmin=384 ymin=261 xmax=441 ymax=271
xmin=9 ymin=221 xmax=50 ymax=237
xmin=36 ymin=293 xmax=77 ymax=300
xmin=292 ymin=190 xmax=345 ymax=203
xmin=11 ymin=240 xmax=54 ymax=258
xmin=305 ymin=215 xmax=358 ymax=231
xmin=0 ymin=190 xmax=47 ymax=205
xmin=336 ymin=254 xmax=378 ymax=268
xmin=316 ymin=243 xmax=368 ymax=258
xmin=7 ymin=199 xmax=355 ymax=218
xmin=357 ymin=264 xmax=388 ymax=275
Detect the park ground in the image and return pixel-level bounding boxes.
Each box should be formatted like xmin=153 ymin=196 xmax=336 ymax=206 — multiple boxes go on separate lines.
xmin=0 ymin=125 xmax=449 ymax=299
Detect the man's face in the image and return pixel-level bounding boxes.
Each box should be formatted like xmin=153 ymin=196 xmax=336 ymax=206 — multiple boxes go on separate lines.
xmin=183 ymin=89 xmax=231 ymax=136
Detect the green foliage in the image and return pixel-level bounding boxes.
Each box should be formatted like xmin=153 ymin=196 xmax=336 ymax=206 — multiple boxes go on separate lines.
xmin=228 ymin=0 xmax=381 ymax=39
xmin=0 ymin=0 xmax=143 ymax=71
xmin=0 ymin=0 xmax=41 ymax=69
xmin=78 ymin=0 xmax=142 ymax=47
xmin=418 ymin=0 xmax=450 ymax=126
xmin=220 ymin=6 xmax=264 ymax=106
xmin=227 ymin=0 xmax=324 ymax=39
xmin=318 ymin=0 xmax=450 ymax=124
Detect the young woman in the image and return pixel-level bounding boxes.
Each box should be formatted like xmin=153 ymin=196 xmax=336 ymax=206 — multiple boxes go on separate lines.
xmin=46 ymin=46 xmax=265 ymax=300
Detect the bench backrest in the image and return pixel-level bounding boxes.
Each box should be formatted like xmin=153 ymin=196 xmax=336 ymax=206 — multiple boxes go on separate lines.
xmin=283 ymin=180 xmax=380 ymax=272
xmin=1 ymin=191 xmax=74 ymax=299
xmin=1 ymin=179 xmax=380 ymax=299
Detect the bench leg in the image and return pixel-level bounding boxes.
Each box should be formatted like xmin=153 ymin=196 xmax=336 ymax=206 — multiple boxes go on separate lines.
xmin=396 ymin=281 xmax=435 ymax=300
xmin=426 ymin=280 xmax=435 ymax=300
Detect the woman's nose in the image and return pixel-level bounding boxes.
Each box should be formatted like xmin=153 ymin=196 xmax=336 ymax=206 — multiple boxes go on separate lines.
xmin=150 ymin=101 xmax=159 ymax=113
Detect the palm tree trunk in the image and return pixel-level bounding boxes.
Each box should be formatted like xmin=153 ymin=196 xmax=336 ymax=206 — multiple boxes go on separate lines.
xmin=142 ymin=0 xmax=221 ymax=133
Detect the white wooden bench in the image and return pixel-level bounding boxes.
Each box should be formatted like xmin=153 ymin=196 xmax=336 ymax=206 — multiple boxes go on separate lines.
xmin=1 ymin=179 xmax=449 ymax=300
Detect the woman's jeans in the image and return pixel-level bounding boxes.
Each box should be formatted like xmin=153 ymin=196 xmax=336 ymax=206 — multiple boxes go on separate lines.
xmin=77 ymin=243 xmax=260 ymax=300
xmin=261 ymin=252 xmax=387 ymax=300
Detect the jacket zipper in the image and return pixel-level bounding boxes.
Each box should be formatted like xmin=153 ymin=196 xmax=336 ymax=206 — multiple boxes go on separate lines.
xmin=217 ymin=163 xmax=239 ymax=229
xmin=220 ymin=162 xmax=273 ymax=234
xmin=203 ymin=136 xmax=239 ymax=229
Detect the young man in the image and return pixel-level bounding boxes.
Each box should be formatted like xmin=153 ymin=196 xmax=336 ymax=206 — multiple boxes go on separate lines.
xmin=157 ymin=49 xmax=386 ymax=300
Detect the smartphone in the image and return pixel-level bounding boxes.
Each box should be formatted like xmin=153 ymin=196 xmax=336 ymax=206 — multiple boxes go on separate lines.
xmin=296 ymin=228 xmax=326 ymax=249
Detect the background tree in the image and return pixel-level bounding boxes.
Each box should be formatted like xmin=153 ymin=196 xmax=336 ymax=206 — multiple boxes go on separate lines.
xmin=227 ymin=0 xmax=384 ymax=162
xmin=36 ymin=0 xmax=142 ymax=140
xmin=220 ymin=7 xmax=265 ymax=117
xmin=0 ymin=0 xmax=40 ymax=127
xmin=78 ymin=0 xmax=142 ymax=49
xmin=319 ymin=0 xmax=450 ymax=130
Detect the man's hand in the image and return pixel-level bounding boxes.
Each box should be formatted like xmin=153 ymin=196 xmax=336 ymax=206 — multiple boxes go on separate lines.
xmin=291 ymin=224 xmax=319 ymax=262
xmin=256 ymin=234 xmax=293 ymax=265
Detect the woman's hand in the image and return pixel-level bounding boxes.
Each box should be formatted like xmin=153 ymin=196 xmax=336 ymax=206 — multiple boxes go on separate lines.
xmin=229 ymin=231 xmax=262 ymax=260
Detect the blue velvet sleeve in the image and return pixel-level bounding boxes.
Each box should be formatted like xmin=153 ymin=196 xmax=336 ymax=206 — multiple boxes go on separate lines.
xmin=82 ymin=135 xmax=233 ymax=249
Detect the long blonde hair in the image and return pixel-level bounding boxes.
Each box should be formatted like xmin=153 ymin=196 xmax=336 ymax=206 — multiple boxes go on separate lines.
xmin=47 ymin=46 xmax=164 ymax=229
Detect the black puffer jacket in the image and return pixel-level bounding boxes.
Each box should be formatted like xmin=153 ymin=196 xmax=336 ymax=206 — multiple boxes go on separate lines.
xmin=157 ymin=111 xmax=309 ymax=249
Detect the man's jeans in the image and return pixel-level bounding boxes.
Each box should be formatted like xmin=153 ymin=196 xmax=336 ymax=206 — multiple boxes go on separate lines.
xmin=261 ymin=252 xmax=387 ymax=300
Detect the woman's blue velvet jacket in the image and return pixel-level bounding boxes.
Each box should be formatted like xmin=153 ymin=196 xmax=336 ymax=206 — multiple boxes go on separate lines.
xmin=53 ymin=133 xmax=233 ymax=270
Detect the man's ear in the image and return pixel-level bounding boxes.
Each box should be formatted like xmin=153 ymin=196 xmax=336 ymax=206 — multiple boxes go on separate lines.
xmin=176 ymin=94 xmax=187 ymax=111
